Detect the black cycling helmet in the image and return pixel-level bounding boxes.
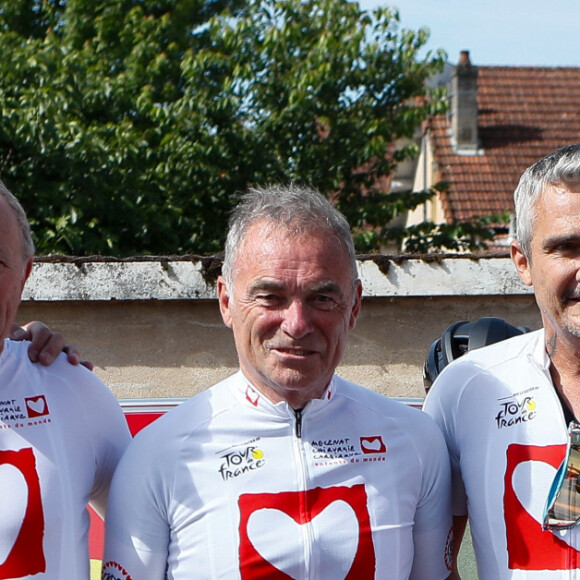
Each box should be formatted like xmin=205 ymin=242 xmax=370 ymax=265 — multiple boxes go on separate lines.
xmin=423 ymin=317 xmax=530 ymax=393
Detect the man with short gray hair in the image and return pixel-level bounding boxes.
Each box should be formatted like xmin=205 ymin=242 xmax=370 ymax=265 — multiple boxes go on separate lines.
xmin=424 ymin=144 xmax=580 ymax=578
xmin=103 ymin=183 xmax=455 ymax=579
xmin=0 ymin=180 xmax=130 ymax=577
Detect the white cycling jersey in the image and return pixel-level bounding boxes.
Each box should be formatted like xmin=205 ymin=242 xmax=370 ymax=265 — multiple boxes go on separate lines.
xmin=103 ymin=371 xmax=453 ymax=580
xmin=424 ymin=329 xmax=580 ymax=579
xmin=0 ymin=339 xmax=130 ymax=580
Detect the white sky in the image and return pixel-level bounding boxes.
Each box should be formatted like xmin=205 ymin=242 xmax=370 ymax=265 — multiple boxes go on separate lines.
xmin=358 ymin=0 xmax=580 ymax=67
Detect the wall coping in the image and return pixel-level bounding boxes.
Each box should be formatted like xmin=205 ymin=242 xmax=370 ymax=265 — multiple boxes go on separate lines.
xmin=23 ymin=253 xmax=531 ymax=301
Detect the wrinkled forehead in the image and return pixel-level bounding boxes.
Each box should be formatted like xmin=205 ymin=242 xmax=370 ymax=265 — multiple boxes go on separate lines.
xmin=535 ymin=182 xmax=580 ymax=211
xmin=242 ymin=217 xmax=348 ymax=258
xmin=250 ymin=214 xmax=325 ymax=237
xmin=0 ymin=197 xmax=25 ymax=261
xmin=233 ymin=219 xmax=350 ymax=278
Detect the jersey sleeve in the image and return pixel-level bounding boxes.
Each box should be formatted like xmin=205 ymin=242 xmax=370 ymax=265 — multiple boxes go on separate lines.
xmin=409 ymin=412 xmax=453 ymax=580
xmin=102 ymin=425 xmax=173 ymax=579
xmin=81 ymin=373 xmax=131 ymax=517
xmin=423 ymin=363 xmax=468 ymax=517
xmin=59 ymin=363 xmax=131 ymax=518
xmin=40 ymin=356 xmax=132 ymax=519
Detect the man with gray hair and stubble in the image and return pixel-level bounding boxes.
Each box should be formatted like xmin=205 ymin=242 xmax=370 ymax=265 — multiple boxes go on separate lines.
xmin=424 ymin=144 xmax=580 ymax=578
xmin=103 ymin=183 xmax=455 ymax=579
xmin=0 ymin=180 xmax=130 ymax=577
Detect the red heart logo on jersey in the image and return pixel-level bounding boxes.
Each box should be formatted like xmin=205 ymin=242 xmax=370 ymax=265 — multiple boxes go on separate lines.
xmin=0 ymin=448 xmax=46 ymax=576
xmin=0 ymin=464 xmax=27 ymax=565
xmin=247 ymin=500 xmax=358 ymax=578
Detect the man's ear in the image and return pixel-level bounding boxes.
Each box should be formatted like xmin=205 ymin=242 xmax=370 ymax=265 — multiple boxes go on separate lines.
xmin=217 ymin=276 xmax=233 ymax=328
xmin=348 ymin=280 xmax=363 ymax=330
xmin=21 ymin=257 xmax=33 ymax=291
xmin=510 ymin=241 xmax=532 ymax=287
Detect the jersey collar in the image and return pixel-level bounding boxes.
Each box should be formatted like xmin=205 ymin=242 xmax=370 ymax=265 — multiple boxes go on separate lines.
xmin=232 ymin=370 xmax=336 ymax=414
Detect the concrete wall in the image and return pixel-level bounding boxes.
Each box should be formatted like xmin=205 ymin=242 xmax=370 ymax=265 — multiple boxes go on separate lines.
xmin=18 ymin=254 xmax=541 ymax=401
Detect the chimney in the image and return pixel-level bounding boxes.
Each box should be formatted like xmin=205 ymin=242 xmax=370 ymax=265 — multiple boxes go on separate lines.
xmin=450 ymin=50 xmax=479 ymax=154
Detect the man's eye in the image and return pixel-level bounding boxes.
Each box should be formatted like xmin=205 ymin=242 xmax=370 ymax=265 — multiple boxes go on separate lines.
xmin=555 ymin=242 xmax=580 ymax=253
xmin=312 ymin=295 xmax=336 ymax=309
xmin=256 ymin=294 xmax=280 ymax=304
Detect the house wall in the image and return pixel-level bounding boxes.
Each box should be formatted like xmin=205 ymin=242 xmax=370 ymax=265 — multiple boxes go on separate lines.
xmin=18 ymin=255 xmax=540 ymax=401
xmin=407 ymin=134 xmax=446 ymax=226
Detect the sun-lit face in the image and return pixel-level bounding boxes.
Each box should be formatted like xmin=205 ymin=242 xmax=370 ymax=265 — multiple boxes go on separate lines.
xmin=0 ymin=196 xmax=32 ymax=350
xmin=218 ymin=219 xmax=362 ymax=409
xmin=512 ymin=183 xmax=580 ymax=350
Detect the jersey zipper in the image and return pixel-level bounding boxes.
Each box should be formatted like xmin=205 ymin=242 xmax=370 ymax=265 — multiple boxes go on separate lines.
xmin=292 ymin=407 xmax=314 ymax=577
xmin=295 ymin=408 xmax=303 ymax=438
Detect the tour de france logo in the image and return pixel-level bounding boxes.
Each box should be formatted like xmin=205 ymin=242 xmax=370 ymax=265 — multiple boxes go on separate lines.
xmin=495 ymin=395 xmax=536 ymax=429
xmin=218 ymin=444 xmax=266 ymax=481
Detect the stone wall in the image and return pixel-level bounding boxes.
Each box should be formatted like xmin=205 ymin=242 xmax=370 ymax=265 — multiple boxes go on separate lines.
xmin=18 ymin=254 xmax=540 ymax=401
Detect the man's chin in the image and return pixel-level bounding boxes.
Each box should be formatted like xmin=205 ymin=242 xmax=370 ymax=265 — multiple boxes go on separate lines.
xmin=565 ymin=327 xmax=580 ymax=340
xmin=262 ymin=370 xmax=329 ymax=399
xmin=562 ymin=318 xmax=580 ymax=339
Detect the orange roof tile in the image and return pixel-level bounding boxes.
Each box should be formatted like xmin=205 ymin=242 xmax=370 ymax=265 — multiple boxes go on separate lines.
xmin=430 ymin=66 xmax=580 ymax=222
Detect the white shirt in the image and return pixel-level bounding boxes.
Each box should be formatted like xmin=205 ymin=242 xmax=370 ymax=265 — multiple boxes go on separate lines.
xmin=424 ymin=329 xmax=580 ymax=578
xmin=103 ymin=371 xmax=453 ymax=580
xmin=0 ymin=339 xmax=130 ymax=579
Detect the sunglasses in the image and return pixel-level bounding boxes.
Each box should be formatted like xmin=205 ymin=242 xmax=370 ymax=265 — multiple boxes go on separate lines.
xmin=543 ymin=421 xmax=580 ymax=530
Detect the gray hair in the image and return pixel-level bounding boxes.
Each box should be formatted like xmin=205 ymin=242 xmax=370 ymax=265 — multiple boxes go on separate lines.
xmin=0 ymin=180 xmax=35 ymax=262
xmin=514 ymin=144 xmax=580 ymax=259
xmin=222 ymin=184 xmax=358 ymax=290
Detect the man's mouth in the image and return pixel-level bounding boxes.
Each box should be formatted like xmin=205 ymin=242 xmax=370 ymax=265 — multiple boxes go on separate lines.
xmin=563 ymin=293 xmax=580 ymax=305
xmin=272 ymin=347 xmax=314 ymax=356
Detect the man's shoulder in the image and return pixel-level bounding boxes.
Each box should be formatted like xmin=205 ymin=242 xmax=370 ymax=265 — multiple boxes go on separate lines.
xmin=465 ymin=327 xmax=539 ymax=360
xmin=2 ymin=339 xmax=106 ymax=391
xmin=130 ymin=374 xmax=237 ymax=442
xmin=424 ymin=329 xmax=544 ymax=417
xmin=435 ymin=328 xmax=541 ymax=384
xmin=334 ymin=376 xmax=441 ymax=434
xmin=0 ymin=341 xmax=128 ymax=452
xmin=337 ymin=382 xmax=448 ymax=464
xmin=117 ymin=375 xmax=248 ymax=477
xmin=335 ymin=375 xmax=410 ymax=407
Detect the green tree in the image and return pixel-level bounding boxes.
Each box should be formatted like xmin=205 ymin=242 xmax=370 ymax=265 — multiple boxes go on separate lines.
xmin=0 ymin=0 xmax=495 ymax=255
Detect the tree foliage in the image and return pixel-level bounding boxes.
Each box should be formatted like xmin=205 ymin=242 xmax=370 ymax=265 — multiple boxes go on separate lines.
xmin=0 ymin=0 xmax=495 ymax=256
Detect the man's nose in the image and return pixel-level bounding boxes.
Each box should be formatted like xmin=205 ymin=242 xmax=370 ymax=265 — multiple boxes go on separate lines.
xmin=280 ymin=300 xmax=313 ymax=338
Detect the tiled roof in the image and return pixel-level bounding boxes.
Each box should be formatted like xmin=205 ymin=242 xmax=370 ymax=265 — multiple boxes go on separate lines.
xmin=430 ymin=66 xmax=580 ymax=222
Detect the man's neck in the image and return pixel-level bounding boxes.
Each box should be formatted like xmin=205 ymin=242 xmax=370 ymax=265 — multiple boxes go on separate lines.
xmin=547 ymin=333 xmax=580 ymax=420
xmin=240 ymin=369 xmax=330 ymax=410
